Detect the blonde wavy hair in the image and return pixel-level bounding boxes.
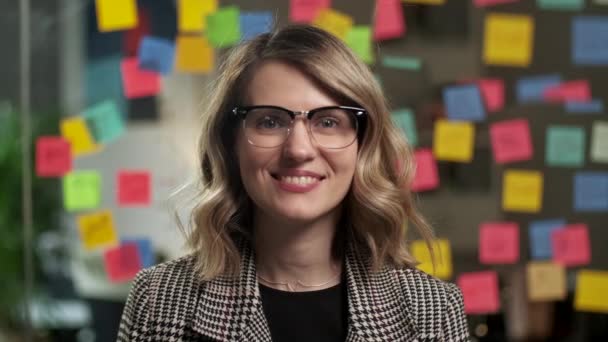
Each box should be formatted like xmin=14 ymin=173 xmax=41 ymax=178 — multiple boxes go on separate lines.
xmin=182 ymin=25 xmax=435 ymax=281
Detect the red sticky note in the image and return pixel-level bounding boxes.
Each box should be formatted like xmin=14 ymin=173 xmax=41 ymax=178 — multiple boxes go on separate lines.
xmin=103 ymin=242 xmax=142 ymax=283
xmin=36 ymin=136 xmax=72 ymax=177
xmin=489 ymin=119 xmax=533 ymax=164
xmin=120 ymin=57 xmax=162 ymax=99
xmin=289 ymin=0 xmax=331 ymax=23
xmin=373 ymin=0 xmax=406 ymax=41
xmin=543 ymin=80 xmax=591 ymax=103
xmin=411 ymin=148 xmax=439 ymax=192
xmin=473 ymin=0 xmax=520 ymax=6
xmin=457 ymin=271 xmax=500 ymax=314
xmin=117 ymin=170 xmax=151 ymax=206
xmin=479 ymin=222 xmax=520 ymax=264
xmin=551 ymin=224 xmax=591 ymax=267
xmin=478 ymin=78 xmax=504 ymax=112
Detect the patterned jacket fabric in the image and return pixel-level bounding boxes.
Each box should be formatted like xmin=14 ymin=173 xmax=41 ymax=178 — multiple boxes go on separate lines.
xmin=117 ymin=239 xmax=470 ymax=342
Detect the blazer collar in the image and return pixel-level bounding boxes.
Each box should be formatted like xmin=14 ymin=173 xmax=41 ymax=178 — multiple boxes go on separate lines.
xmin=193 ymin=239 xmax=419 ymax=342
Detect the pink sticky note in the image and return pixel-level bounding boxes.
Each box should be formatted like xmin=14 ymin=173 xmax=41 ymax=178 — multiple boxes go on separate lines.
xmin=551 ymin=224 xmax=591 ymax=267
xmin=411 ymin=148 xmax=439 ymax=192
xmin=489 ymin=119 xmax=533 ymax=164
xmin=117 ymin=170 xmax=151 ymax=206
xmin=104 ymin=242 xmax=142 ymax=283
xmin=474 ymin=0 xmax=520 ymax=7
xmin=457 ymin=271 xmax=500 ymax=314
xmin=289 ymin=0 xmax=331 ymax=23
xmin=479 ymin=222 xmax=520 ymax=264
xmin=373 ymin=0 xmax=406 ymax=41
xmin=478 ymin=78 xmax=504 ymax=112
xmin=120 ymin=57 xmax=162 ymax=99
xmin=36 ymin=136 xmax=72 ymax=177
xmin=543 ymin=80 xmax=591 ymax=103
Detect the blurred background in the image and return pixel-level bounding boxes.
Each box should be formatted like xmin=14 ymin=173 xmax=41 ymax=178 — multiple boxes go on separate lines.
xmin=2 ymin=0 xmax=607 ymax=341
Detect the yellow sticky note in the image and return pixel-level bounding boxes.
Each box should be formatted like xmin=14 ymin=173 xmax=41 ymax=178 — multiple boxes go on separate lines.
xmin=483 ymin=13 xmax=534 ymax=67
xmin=502 ymin=169 xmax=543 ymax=213
xmin=95 ymin=0 xmax=138 ymax=32
xmin=402 ymin=0 xmax=445 ymax=4
xmin=175 ymin=36 xmax=215 ymax=73
xmin=312 ymin=9 xmax=353 ymax=41
xmin=178 ymin=0 xmax=218 ymax=32
xmin=527 ymin=261 xmax=566 ymax=302
xmin=60 ymin=117 xmax=100 ymax=157
xmin=575 ymin=270 xmax=608 ymax=313
xmin=433 ymin=120 xmax=475 ymax=162
xmin=411 ymin=239 xmax=453 ymax=280
xmin=77 ymin=210 xmax=119 ymax=251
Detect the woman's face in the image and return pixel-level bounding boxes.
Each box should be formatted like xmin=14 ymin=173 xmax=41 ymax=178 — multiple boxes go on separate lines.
xmin=235 ymin=61 xmax=358 ymax=224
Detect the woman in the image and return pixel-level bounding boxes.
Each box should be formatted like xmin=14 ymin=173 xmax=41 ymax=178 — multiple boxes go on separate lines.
xmin=117 ymin=25 xmax=470 ymax=342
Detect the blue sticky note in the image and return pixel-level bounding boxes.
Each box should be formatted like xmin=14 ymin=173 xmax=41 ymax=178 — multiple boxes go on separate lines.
xmin=83 ymin=100 xmax=126 ymax=144
xmin=529 ymin=219 xmax=566 ymax=259
xmin=516 ymin=74 xmax=562 ymax=104
xmin=443 ymin=85 xmax=486 ymax=122
xmin=240 ymin=11 xmax=274 ymax=41
xmin=572 ymin=16 xmax=608 ymax=66
xmin=574 ymin=171 xmax=608 ymax=212
xmin=85 ymin=55 xmax=127 ymax=115
xmin=565 ymin=99 xmax=604 ymax=114
xmin=137 ymin=36 xmax=176 ymax=75
xmin=392 ymin=108 xmax=418 ymax=146
xmin=537 ymin=0 xmax=584 ymax=11
xmin=122 ymin=238 xmax=155 ymax=268
xmin=546 ymin=125 xmax=586 ymax=167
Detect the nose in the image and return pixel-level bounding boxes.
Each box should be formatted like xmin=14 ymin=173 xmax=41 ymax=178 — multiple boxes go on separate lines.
xmin=282 ymin=118 xmax=317 ymax=162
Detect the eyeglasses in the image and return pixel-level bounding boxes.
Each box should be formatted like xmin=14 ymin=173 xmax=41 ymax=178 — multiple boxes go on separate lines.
xmin=232 ymin=105 xmax=367 ymax=149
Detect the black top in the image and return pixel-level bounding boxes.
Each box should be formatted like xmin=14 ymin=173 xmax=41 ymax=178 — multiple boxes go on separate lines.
xmin=258 ymin=279 xmax=348 ymax=342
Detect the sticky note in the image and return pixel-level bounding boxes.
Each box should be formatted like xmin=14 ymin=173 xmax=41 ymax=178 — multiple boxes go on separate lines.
xmin=60 ymin=116 xmax=99 ymax=157
xmin=479 ymin=222 xmax=520 ymax=264
xmin=392 ymin=108 xmax=417 ymax=146
xmin=346 ymin=26 xmax=374 ymax=64
xmin=483 ymin=13 xmax=534 ymax=67
xmin=402 ymin=0 xmax=445 ymax=4
xmin=103 ymin=242 xmax=142 ymax=283
xmin=565 ymin=99 xmax=604 ymax=114
xmin=381 ymin=56 xmax=421 ymax=70
xmin=120 ymin=57 xmax=162 ymax=99
xmin=137 ymin=36 xmax=175 ymax=75
xmin=537 ymin=0 xmax=584 ymax=10
xmin=312 ymin=8 xmax=353 ymax=41
xmin=95 ymin=0 xmax=138 ymax=32
xmin=516 ymin=74 xmax=562 ymax=103
xmin=591 ymin=121 xmax=608 ymax=163
xmin=575 ymin=270 xmax=608 ymax=313
xmin=490 ymin=119 xmax=533 ymax=164
xmin=433 ymin=120 xmax=475 ymax=162
xmin=117 ymin=170 xmax=152 ymax=206
xmin=572 ymin=16 xmax=608 ymax=65
xmin=373 ymin=0 xmax=406 ymax=41
xmin=527 ymin=262 xmax=567 ymax=302
xmin=178 ymin=0 xmax=217 ymax=32
xmin=551 ymin=224 xmax=591 ymax=266
xmin=36 ymin=137 xmax=72 ymax=177
xmin=529 ymin=219 xmax=566 ymax=260
xmin=443 ymin=85 xmax=486 ymax=122
xmin=175 ymin=36 xmax=214 ymax=73
xmin=411 ymin=239 xmax=452 ymax=280
xmin=411 ymin=148 xmax=439 ymax=192
xmin=83 ymin=100 xmax=126 ymax=145
xmin=478 ymin=78 xmax=505 ymax=112
xmin=474 ymin=0 xmax=520 ymax=6
xmin=207 ymin=6 xmax=242 ymax=48
xmin=546 ymin=125 xmax=586 ymax=167
xmin=289 ymin=0 xmax=331 ymax=23
xmin=573 ymin=171 xmax=608 ymax=211
xmin=85 ymin=56 xmax=125 ymax=113
xmin=502 ymin=169 xmax=543 ymax=213
xmin=123 ymin=238 xmax=155 ymax=268
xmin=77 ymin=210 xmax=118 ymax=251
xmin=240 ymin=11 xmax=274 ymax=41
xmin=543 ymin=80 xmax=591 ymax=103
xmin=457 ymin=271 xmax=500 ymax=314
xmin=63 ymin=171 xmax=102 ymax=212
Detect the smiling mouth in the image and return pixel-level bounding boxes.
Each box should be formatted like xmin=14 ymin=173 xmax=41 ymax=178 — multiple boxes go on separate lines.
xmin=270 ymin=173 xmax=326 ymax=185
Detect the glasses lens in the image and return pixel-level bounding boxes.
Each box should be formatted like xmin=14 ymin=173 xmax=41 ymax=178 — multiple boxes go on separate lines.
xmin=310 ymin=108 xmax=358 ymax=148
xmin=244 ymin=107 xmax=291 ymax=147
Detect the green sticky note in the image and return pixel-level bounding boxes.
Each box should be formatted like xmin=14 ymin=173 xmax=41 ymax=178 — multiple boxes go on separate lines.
xmin=207 ymin=6 xmax=241 ymax=48
xmin=84 ymin=100 xmax=126 ymax=144
xmin=591 ymin=121 xmax=608 ymax=163
xmin=382 ymin=56 xmax=422 ymax=70
xmin=346 ymin=26 xmax=374 ymax=64
xmin=63 ymin=171 xmax=101 ymax=212
xmin=546 ymin=125 xmax=586 ymax=167
xmin=392 ymin=108 xmax=418 ymax=146
xmin=537 ymin=0 xmax=584 ymax=10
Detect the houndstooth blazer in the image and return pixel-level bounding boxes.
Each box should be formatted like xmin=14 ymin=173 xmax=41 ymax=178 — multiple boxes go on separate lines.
xmin=117 ymin=238 xmax=470 ymax=342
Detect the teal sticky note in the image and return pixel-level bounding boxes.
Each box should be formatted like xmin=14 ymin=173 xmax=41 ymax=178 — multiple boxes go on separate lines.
xmin=83 ymin=100 xmax=126 ymax=144
xmin=546 ymin=125 xmax=586 ymax=167
xmin=537 ymin=0 xmax=584 ymax=10
xmin=207 ymin=6 xmax=241 ymax=48
xmin=63 ymin=171 xmax=101 ymax=212
xmin=85 ymin=55 xmax=127 ymax=115
xmin=392 ymin=108 xmax=418 ymax=146
xmin=381 ymin=56 xmax=422 ymax=70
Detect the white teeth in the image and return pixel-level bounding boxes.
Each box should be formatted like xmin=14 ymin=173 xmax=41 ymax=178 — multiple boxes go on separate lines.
xmin=280 ymin=176 xmax=319 ymax=185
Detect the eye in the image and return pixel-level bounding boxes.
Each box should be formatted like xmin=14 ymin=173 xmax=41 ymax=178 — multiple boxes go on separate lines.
xmin=318 ymin=117 xmax=339 ymax=128
xmin=256 ymin=115 xmax=287 ymax=129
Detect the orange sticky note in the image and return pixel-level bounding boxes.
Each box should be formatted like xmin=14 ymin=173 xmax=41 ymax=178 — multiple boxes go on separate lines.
xmin=543 ymin=80 xmax=591 ymax=103
xmin=490 ymin=119 xmax=533 ymax=164
xmin=60 ymin=116 xmax=99 ymax=157
xmin=483 ymin=13 xmax=534 ymax=67
xmin=95 ymin=0 xmax=138 ymax=32
xmin=77 ymin=210 xmax=119 ymax=251
xmin=433 ymin=120 xmax=475 ymax=162
xmin=312 ymin=8 xmax=353 ymax=41
xmin=175 ymin=36 xmax=214 ymax=73
xmin=411 ymin=239 xmax=452 ymax=280
xmin=178 ymin=0 xmax=217 ymax=32
xmin=411 ymin=148 xmax=439 ymax=192
xmin=502 ymin=169 xmax=543 ymax=213
xmin=527 ymin=261 xmax=567 ymax=302
xmin=457 ymin=271 xmax=500 ymax=314
xmin=575 ymin=270 xmax=608 ymax=313
xmin=479 ymin=222 xmax=520 ymax=264
xmin=373 ymin=0 xmax=406 ymax=41
xmin=36 ymin=136 xmax=72 ymax=177
xmin=551 ymin=224 xmax=591 ymax=267
xmin=289 ymin=0 xmax=331 ymax=23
